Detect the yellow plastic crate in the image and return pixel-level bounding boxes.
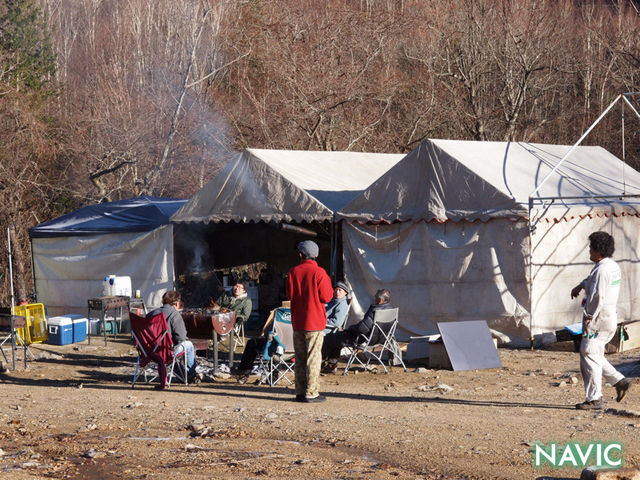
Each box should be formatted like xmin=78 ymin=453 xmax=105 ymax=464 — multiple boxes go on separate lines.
xmin=12 ymin=303 xmax=47 ymax=344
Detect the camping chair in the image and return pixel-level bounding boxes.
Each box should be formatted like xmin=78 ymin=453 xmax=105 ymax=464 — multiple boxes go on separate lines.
xmin=233 ymin=318 xmax=246 ymax=350
xmin=130 ymin=312 xmax=187 ymax=388
xmin=342 ymin=307 xmax=407 ymax=375
xmin=0 ymin=314 xmax=30 ymax=370
xmin=258 ymin=308 xmax=296 ymax=386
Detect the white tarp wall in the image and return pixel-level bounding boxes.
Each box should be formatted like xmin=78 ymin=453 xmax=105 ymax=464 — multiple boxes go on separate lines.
xmin=342 ymin=220 xmax=532 ymax=344
xmin=344 ymin=211 xmax=640 ymax=346
xmin=530 ymin=209 xmax=640 ymax=340
xmin=32 ymin=225 xmax=176 ymax=316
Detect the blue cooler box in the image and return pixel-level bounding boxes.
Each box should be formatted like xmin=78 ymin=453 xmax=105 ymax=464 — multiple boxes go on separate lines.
xmin=47 ymin=315 xmax=88 ymax=345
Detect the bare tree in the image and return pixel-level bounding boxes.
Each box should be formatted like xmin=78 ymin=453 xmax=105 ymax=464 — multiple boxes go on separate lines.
xmin=221 ymin=0 xmax=411 ymax=152
xmin=44 ymin=0 xmax=243 ymax=202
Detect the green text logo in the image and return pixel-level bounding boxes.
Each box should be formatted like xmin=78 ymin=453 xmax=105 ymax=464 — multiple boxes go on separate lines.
xmin=533 ymin=442 xmax=623 ymax=468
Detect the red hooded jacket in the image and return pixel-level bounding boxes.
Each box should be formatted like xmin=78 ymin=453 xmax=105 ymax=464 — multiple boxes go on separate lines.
xmin=286 ymin=259 xmax=334 ymax=331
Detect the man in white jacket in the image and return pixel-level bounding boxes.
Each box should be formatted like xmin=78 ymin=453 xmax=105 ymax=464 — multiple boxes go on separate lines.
xmin=570 ymin=231 xmax=632 ymax=410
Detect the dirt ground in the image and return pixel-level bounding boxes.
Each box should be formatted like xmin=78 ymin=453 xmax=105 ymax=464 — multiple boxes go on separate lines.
xmin=1 ymin=337 xmax=640 ymax=480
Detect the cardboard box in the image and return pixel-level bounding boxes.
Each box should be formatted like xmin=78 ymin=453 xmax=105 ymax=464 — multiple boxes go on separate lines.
xmin=428 ymin=341 xmax=452 ymax=370
xmin=606 ymin=321 xmax=640 ymax=353
xmin=406 ymin=335 xmax=440 ymax=363
xmin=47 ymin=315 xmax=87 ymax=345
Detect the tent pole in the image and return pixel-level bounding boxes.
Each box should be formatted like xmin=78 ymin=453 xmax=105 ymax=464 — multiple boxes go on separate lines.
xmin=30 ymin=235 xmax=36 ymax=304
xmin=622 ymin=97 xmax=626 ymax=195
xmin=528 ymin=198 xmax=534 ymax=350
xmin=7 ymin=227 xmax=15 ymax=310
xmin=529 ymin=94 xmax=622 ymax=199
xmin=330 ymin=215 xmax=336 ymax=280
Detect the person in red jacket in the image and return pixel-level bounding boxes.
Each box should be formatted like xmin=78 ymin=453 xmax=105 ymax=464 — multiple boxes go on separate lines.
xmin=286 ymin=240 xmax=334 ymax=403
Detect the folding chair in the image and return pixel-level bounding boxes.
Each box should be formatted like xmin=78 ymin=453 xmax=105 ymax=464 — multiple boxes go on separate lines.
xmin=0 ymin=314 xmax=30 ymax=370
xmin=232 ymin=319 xmax=246 ymax=350
xmin=130 ymin=312 xmax=188 ymax=388
xmin=258 ymin=308 xmax=296 ymax=386
xmin=343 ymin=307 xmax=407 ymax=375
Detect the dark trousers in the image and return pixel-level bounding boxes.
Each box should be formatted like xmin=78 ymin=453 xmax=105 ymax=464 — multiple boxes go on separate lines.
xmin=238 ymin=337 xmax=267 ymax=372
xmin=148 ymin=352 xmax=167 ymax=388
xmin=322 ymin=331 xmax=355 ymax=363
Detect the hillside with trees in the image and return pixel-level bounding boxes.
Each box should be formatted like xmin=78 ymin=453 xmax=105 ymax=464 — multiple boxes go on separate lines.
xmin=1 ymin=0 xmax=639 ymax=304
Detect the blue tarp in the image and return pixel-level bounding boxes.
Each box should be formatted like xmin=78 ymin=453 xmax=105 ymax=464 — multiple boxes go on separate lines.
xmin=29 ymin=196 xmax=187 ymax=238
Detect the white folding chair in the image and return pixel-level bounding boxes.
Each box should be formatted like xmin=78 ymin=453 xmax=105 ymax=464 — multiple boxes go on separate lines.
xmin=343 ymin=307 xmax=407 ymax=375
xmin=258 ymin=308 xmax=295 ymax=386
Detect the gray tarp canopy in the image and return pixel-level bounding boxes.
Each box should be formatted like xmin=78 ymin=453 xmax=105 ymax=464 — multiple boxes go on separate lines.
xmin=171 ymin=148 xmax=405 ymax=224
xmin=337 ymin=139 xmax=640 ymax=345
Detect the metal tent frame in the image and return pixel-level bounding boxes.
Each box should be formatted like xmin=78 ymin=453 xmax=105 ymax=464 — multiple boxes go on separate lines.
xmin=527 ymin=92 xmax=640 ymax=348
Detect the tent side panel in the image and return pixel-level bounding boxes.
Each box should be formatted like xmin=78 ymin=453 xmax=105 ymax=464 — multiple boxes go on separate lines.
xmin=32 ymin=226 xmax=175 ymax=317
xmin=342 ymin=220 xmax=531 ymax=344
xmin=531 ymin=213 xmax=640 ymax=335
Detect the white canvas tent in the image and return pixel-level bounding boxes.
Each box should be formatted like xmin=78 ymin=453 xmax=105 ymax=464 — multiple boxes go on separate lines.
xmin=30 ymin=196 xmax=186 ymax=317
xmin=337 ymin=139 xmax=640 ymax=346
xmin=170 ymin=148 xmax=405 ymax=282
xmin=171 ymin=148 xmax=405 ymax=224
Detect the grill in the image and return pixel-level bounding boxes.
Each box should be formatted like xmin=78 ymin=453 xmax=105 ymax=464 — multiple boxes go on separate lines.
xmin=180 ymin=308 xmax=237 ymax=371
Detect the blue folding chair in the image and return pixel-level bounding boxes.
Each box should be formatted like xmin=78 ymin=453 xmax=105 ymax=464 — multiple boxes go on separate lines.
xmin=258 ymin=308 xmax=296 ymax=386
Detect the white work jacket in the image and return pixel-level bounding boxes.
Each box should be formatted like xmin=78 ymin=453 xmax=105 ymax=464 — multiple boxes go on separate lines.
xmin=580 ymin=257 xmax=621 ymax=337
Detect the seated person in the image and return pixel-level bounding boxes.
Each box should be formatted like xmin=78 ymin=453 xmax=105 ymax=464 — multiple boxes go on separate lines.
xmin=323 ymin=281 xmax=350 ymax=334
xmin=215 ymin=280 xmax=252 ymax=325
xmin=321 ymin=288 xmax=392 ymax=373
xmin=148 ymin=290 xmax=198 ymax=384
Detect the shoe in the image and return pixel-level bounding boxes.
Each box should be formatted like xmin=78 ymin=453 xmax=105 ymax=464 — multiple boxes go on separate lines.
xmin=321 ymin=362 xmax=338 ymax=374
xmin=306 ymin=394 xmax=327 ymax=403
xmin=154 ymin=384 xmax=167 ymax=390
xmin=614 ymin=378 xmax=632 ymax=402
xmin=188 ymin=373 xmax=202 ymax=384
xmin=301 ymin=394 xmax=327 ymax=403
xmin=575 ymin=399 xmax=603 ymax=410
xmin=0 ymin=363 xmax=6 ymax=373
xmin=237 ymin=374 xmax=249 ymax=384
xmin=295 ymin=394 xmax=306 ymax=403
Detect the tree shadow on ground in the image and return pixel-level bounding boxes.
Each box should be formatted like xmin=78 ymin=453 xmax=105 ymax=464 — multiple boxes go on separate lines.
xmin=33 ymin=352 xmax=134 ymax=369
xmin=0 ymin=372 xmax=585 ymax=409
xmin=197 ymin=383 xmax=576 ymax=409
